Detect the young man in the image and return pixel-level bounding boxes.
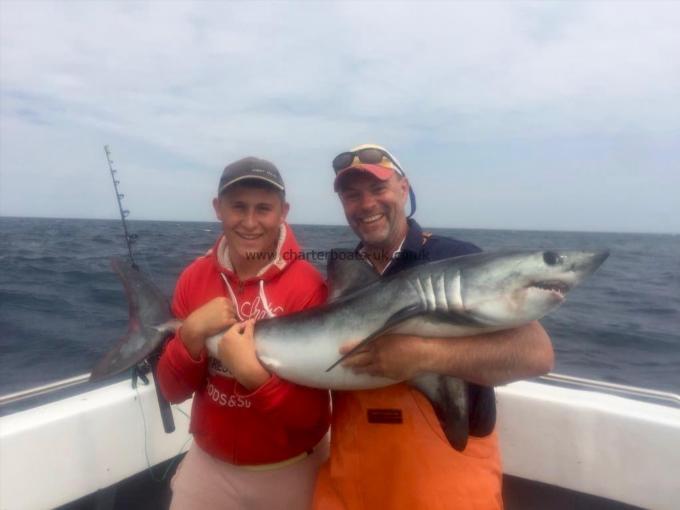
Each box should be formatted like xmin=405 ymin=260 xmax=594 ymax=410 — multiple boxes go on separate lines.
xmin=311 ymin=144 xmax=555 ymax=510
xmin=157 ymin=157 xmax=331 ymax=510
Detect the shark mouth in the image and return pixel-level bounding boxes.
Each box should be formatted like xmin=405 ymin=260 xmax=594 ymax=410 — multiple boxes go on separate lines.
xmin=530 ymin=281 xmax=570 ymax=298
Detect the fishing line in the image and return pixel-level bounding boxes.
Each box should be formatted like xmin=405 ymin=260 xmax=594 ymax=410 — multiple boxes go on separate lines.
xmin=135 ymin=384 xmax=192 ymax=482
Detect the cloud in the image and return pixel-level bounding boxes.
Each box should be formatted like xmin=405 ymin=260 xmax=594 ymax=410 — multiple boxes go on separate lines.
xmin=1 ymin=0 xmax=679 ymax=232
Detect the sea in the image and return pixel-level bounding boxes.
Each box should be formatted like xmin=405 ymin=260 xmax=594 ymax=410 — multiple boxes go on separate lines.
xmin=1 ymin=216 xmax=678 ymax=404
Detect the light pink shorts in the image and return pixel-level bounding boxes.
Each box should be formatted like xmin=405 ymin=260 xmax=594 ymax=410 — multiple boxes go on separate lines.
xmin=170 ymin=437 xmax=329 ymax=510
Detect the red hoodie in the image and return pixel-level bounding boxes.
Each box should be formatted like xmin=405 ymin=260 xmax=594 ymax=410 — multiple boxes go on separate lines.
xmin=157 ymin=223 xmax=330 ymax=465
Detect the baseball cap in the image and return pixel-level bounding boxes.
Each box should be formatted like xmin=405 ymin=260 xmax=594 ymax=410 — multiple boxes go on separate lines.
xmin=218 ymin=157 xmax=285 ymax=195
xmin=332 ymin=144 xmax=405 ymax=191
xmin=332 ymin=144 xmax=416 ymax=217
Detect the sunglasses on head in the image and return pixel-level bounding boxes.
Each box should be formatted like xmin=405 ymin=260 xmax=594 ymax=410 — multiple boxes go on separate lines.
xmin=332 ymin=147 xmax=416 ymax=218
xmin=332 ymin=148 xmax=406 ymax=176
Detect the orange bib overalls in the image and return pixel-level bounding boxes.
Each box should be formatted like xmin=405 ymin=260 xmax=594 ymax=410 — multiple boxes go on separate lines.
xmin=312 ymin=383 xmax=503 ymax=510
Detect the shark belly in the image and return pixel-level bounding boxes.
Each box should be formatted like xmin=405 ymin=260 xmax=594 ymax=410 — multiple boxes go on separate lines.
xmin=254 ymin=313 xmax=397 ymax=390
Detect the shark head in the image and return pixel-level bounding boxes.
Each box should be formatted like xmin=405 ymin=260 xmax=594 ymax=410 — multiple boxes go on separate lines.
xmin=457 ymin=250 xmax=609 ymax=326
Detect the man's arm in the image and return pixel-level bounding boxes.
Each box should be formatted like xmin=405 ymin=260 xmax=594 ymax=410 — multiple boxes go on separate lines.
xmin=341 ymin=321 xmax=554 ymax=386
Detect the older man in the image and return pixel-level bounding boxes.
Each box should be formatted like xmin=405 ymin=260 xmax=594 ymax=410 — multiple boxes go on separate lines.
xmin=312 ymin=144 xmax=554 ymax=510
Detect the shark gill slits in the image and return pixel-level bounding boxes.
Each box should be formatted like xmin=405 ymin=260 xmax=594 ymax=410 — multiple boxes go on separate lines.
xmin=543 ymin=251 xmax=562 ymax=266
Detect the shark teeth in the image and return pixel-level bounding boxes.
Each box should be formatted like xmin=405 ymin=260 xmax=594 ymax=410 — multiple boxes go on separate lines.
xmin=532 ymin=281 xmax=569 ymax=296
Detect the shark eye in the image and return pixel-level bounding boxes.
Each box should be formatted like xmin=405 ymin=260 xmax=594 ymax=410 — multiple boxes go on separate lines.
xmin=543 ymin=251 xmax=562 ymax=266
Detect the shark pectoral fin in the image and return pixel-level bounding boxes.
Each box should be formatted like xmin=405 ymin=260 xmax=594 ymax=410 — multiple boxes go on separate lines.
xmin=325 ymin=304 xmax=423 ymax=372
xmin=409 ymin=374 xmax=469 ymax=451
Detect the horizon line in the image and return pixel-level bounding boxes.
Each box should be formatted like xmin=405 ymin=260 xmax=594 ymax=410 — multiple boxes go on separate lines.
xmin=1 ymin=214 xmax=677 ymax=237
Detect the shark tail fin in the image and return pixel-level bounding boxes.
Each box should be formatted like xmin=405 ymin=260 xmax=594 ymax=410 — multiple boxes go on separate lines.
xmin=90 ymin=257 xmax=175 ymax=381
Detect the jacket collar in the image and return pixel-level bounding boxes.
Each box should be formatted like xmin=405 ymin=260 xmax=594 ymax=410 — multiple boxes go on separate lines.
xmin=355 ymin=218 xmax=424 ymax=275
xmin=400 ymin=218 xmax=425 ymax=255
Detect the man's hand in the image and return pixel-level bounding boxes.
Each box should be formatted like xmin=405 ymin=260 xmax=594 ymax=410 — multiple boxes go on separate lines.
xmin=180 ymin=297 xmax=237 ymax=360
xmin=341 ymin=322 xmax=554 ymax=386
xmin=218 ymin=320 xmax=270 ymax=391
xmin=341 ymin=334 xmax=427 ymax=381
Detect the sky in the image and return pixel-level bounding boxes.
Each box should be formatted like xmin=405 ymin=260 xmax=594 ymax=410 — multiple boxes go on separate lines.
xmin=1 ymin=1 xmax=679 ymax=233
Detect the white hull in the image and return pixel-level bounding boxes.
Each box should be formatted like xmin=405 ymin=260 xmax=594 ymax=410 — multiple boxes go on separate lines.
xmin=1 ymin=377 xmax=678 ymax=510
xmin=497 ymin=380 xmax=679 ymax=509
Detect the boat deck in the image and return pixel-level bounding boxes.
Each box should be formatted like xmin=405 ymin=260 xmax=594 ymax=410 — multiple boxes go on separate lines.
xmin=55 ymin=458 xmax=642 ymax=510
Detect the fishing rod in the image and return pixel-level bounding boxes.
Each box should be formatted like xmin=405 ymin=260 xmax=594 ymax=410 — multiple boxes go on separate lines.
xmin=0 ymin=150 xmax=176 ymax=434
xmin=102 ymin=145 xmax=175 ymax=433
xmin=104 ymin=145 xmax=138 ymax=268
xmin=0 ymin=149 xmax=141 ymax=408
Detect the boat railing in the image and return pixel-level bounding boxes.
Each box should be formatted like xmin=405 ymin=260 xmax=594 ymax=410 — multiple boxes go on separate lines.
xmin=538 ymin=373 xmax=680 ymax=406
xmin=1 ymin=371 xmax=678 ymax=408
xmin=0 ymin=373 xmax=91 ymax=406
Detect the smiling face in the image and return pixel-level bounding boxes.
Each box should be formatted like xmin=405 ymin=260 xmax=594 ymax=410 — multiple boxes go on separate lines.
xmin=213 ymin=181 xmax=289 ymax=274
xmin=337 ymin=171 xmax=409 ymax=253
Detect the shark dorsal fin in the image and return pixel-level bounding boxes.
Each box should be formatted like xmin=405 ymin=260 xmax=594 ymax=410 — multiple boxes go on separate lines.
xmin=327 ymin=249 xmax=379 ymax=301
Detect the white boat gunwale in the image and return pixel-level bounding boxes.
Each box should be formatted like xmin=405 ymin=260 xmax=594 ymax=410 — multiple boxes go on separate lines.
xmin=1 ymin=374 xmax=678 ymax=510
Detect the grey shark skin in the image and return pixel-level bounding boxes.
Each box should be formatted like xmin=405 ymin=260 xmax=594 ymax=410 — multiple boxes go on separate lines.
xmin=92 ymin=249 xmax=608 ymax=451
xmin=90 ymin=259 xmax=179 ymax=381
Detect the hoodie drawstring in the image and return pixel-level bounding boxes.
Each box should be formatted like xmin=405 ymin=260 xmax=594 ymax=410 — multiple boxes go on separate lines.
xmin=259 ymin=280 xmax=276 ymax=319
xmin=220 ymin=273 xmax=276 ymax=320
xmin=221 ymin=273 xmax=244 ymax=321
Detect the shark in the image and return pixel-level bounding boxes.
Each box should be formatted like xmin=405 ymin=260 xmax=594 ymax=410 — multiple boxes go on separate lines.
xmin=91 ymin=249 xmax=608 ymax=450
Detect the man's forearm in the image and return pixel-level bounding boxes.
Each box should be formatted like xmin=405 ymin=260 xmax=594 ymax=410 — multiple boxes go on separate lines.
xmin=417 ymin=321 xmax=554 ymax=386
